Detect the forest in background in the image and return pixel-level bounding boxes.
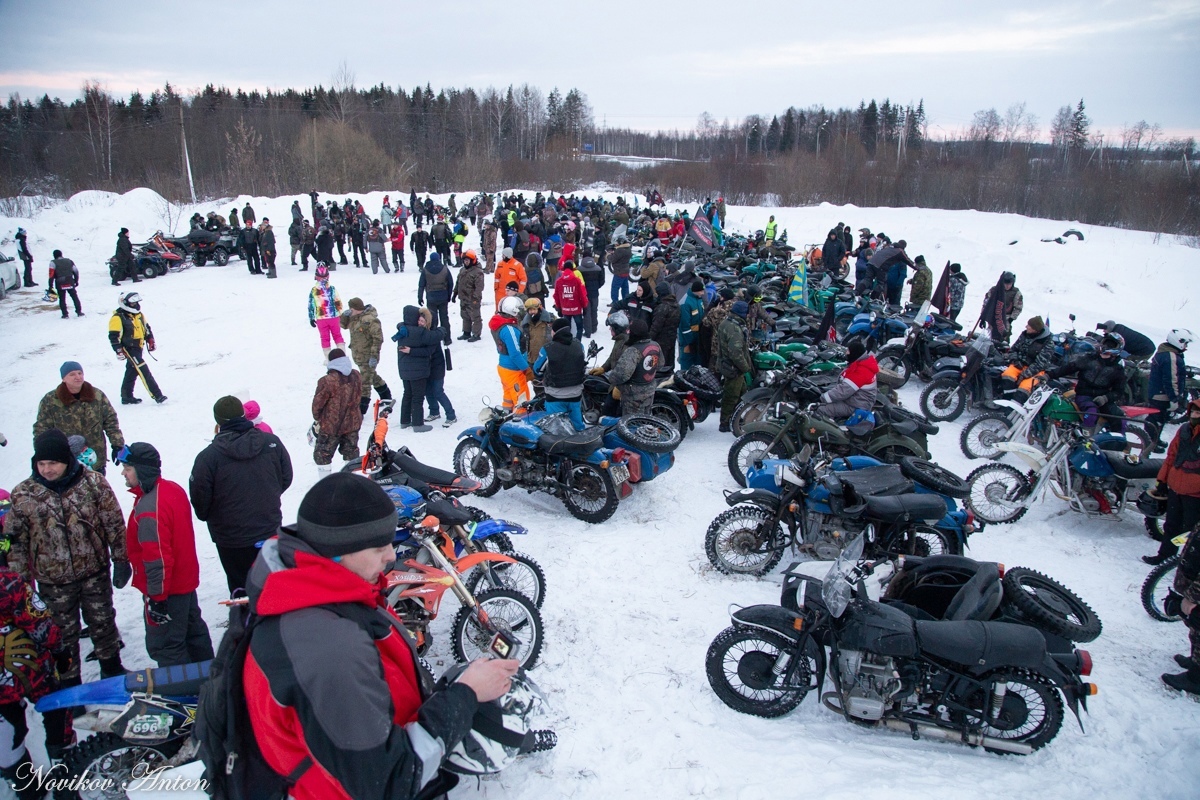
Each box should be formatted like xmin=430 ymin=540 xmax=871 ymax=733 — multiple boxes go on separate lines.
xmin=1 ymin=75 xmax=1197 ymax=236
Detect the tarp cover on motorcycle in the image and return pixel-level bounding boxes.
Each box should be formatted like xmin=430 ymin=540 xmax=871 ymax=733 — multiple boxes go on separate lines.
xmin=833 ymin=465 xmax=913 ymax=502
xmin=838 ymin=601 xmax=918 ymax=657
xmin=187 ymin=227 xmax=219 ymax=244
xmin=915 ymin=620 xmax=1046 ymax=672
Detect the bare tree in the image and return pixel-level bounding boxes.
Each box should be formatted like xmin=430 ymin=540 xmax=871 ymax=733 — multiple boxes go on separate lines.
xmin=326 ymin=60 xmax=358 ymax=125
xmin=82 ymin=81 xmax=115 ymax=182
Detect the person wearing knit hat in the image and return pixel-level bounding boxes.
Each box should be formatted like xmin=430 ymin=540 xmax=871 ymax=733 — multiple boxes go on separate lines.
xmin=34 ymin=362 xmax=126 ymax=476
xmin=678 ymin=279 xmax=708 ymax=369
xmin=494 ymin=247 xmax=527 ymax=306
xmin=68 ymin=434 xmax=98 ymax=470
xmin=1009 ymin=316 xmax=1056 ymax=386
xmin=8 ymin=428 xmax=131 ymax=686
xmin=311 ymin=347 xmax=363 ymax=475
xmin=116 ymin=442 xmax=213 ymax=667
xmin=241 ymin=473 xmax=519 ymax=799
xmin=189 ymin=396 xmax=293 ymax=595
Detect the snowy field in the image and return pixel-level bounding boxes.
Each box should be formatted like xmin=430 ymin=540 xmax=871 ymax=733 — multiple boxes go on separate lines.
xmin=2 ymin=190 xmax=1198 ymax=800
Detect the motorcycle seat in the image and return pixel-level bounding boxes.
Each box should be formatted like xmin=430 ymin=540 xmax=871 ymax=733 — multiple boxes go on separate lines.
xmin=423 ymin=497 xmax=473 ymax=526
xmin=538 ymin=426 xmax=605 ymax=456
xmin=125 ymin=660 xmax=211 ymax=697
xmin=860 ymin=493 xmax=948 ymax=523
xmin=836 ymin=465 xmax=913 ymax=500
xmin=944 ymin=563 xmax=1003 ymax=621
xmin=1102 ymin=451 xmax=1161 ymax=479
xmin=392 ymin=447 xmax=463 ymax=487
xmin=915 ymin=620 xmax=1046 ymax=672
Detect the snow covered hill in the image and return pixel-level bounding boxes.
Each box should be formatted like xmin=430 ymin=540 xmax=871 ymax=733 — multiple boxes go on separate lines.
xmin=1 ymin=190 xmax=1197 ymax=800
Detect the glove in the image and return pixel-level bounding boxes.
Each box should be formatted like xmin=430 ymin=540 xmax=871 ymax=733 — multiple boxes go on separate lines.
xmin=588 ymin=367 xmax=605 ymax=376
xmin=1163 ymin=590 xmax=1183 ymax=619
xmin=368 ymin=358 xmax=378 ymax=368
xmin=1092 ymin=395 xmax=1108 ymax=407
xmin=147 ymin=338 xmax=156 ymax=352
xmin=611 ymin=386 xmax=621 ymax=400
xmin=310 ymin=319 xmax=317 ymax=328
xmin=1188 ymin=604 xmax=1200 ymax=630
xmin=146 ymin=598 xmax=172 ymax=626
xmin=112 ymin=560 xmax=132 ymax=589
xmin=111 ymin=446 xmax=122 ymax=465
xmin=116 ymin=349 xmax=127 ymax=361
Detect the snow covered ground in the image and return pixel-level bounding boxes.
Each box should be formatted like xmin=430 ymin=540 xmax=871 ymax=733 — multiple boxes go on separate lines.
xmin=2 ymin=190 xmax=1198 ymax=800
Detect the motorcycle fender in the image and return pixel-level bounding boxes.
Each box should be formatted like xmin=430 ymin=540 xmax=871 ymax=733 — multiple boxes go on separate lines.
xmin=1038 ymin=654 xmax=1088 ymax=729
xmin=469 ymin=518 xmax=527 ymax=539
xmin=994 ymin=441 xmax=1048 ymax=471
xmin=456 ymin=426 xmax=487 ymax=442
xmin=740 ymin=387 xmax=775 ymax=405
xmin=35 ymin=675 xmax=130 ymax=712
xmin=929 ymin=368 xmax=961 ymax=383
xmin=730 ymin=604 xmax=806 ymax=642
xmin=867 ymin=434 xmax=928 ymax=460
xmin=723 ymin=488 xmax=782 ymax=511
xmin=991 ymin=399 xmax=1023 ymax=413
xmin=454 ymin=552 xmax=518 ymax=574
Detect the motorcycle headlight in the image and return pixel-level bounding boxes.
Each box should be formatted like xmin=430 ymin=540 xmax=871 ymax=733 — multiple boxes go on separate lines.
xmin=478 ymin=407 xmax=495 ymax=423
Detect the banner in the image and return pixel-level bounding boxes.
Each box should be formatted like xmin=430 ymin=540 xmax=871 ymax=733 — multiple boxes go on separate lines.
xmin=815 ymin=297 xmax=837 ymax=342
xmin=787 ymin=258 xmax=809 ymax=307
xmin=931 ymin=261 xmax=951 ymax=314
xmin=686 ymin=208 xmax=717 ymax=252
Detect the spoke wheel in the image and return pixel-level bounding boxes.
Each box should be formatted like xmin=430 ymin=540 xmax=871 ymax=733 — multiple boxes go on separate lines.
xmin=1141 ymin=555 xmax=1182 ymax=622
xmin=452 ymin=588 xmax=544 ymax=669
xmin=728 ymin=431 xmax=789 ymax=487
xmin=562 ymin=463 xmax=619 ymax=523
xmin=705 ymin=627 xmax=819 ymax=718
xmin=452 ymin=440 xmax=500 ymax=497
xmin=465 ymin=551 xmax=547 ymax=608
xmin=704 ymin=506 xmax=784 ymax=575
xmin=960 ymin=412 xmax=1013 ymax=460
xmin=968 ymin=671 xmax=1064 ymax=753
xmin=1001 ymin=567 xmax=1102 ymax=642
xmin=63 ymin=733 xmax=183 ymax=800
xmin=966 ymin=463 xmax=1030 ymax=524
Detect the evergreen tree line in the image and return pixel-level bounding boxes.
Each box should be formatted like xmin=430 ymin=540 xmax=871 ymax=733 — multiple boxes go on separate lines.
xmin=1 ymin=80 xmax=1196 ymax=235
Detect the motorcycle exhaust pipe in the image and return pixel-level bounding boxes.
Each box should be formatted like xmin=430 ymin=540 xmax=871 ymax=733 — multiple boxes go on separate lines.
xmin=881 ymin=719 xmax=1033 ymax=756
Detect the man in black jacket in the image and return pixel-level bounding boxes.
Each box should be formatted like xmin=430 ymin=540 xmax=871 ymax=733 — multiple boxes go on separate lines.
xmin=821 ymin=229 xmax=847 ymax=276
xmin=188 ymin=396 xmax=293 ymax=594
xmin=112 ymin=227 xmax=140 ymax=286
xmin=239 ymin=223 xmax=261 ymax=275
xmin=533 ymin=319 xmax=586 ymax=430
xmin=1048 ymin=333 xmax=1129 ymax=430
xmin=259 ymin=219 xmax=278 ymax=279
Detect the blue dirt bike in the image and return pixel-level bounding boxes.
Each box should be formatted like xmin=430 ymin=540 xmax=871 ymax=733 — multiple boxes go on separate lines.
xmin=453 ymin=404 xmax=680 ymax=523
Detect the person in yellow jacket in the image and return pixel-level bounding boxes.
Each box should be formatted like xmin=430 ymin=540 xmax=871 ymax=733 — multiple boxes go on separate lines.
xmin=108 ymin=292 xmax=166 ymax=404
xmin=764 ymin=216 xmax=778 ymax=242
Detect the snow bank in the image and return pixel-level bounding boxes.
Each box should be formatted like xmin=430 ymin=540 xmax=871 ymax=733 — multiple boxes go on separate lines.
xmin=0 ymin=190 xmax=1196 ymax=800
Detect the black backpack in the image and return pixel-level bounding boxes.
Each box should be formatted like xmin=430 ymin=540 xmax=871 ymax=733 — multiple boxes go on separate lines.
xmin=195 ymin=602 xmax=309 ymax=800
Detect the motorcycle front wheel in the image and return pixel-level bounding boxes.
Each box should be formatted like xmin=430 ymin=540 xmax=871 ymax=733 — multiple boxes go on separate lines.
xmin=728 ymin=431 xmax=789 ymax=487
xmin=562 ymin=462 xmax=619 ymax=523
xmin=63 ymin=732 xmax=184 ymax=800
xmin=705 ymin=626 xmax=819 ymax=718
xmin=705 ymin=506 xmax=784 ymax=575
xmin=452 ymin=440 xmax=501 ymax=497
xmin=1141 ymin=555 xmax=1182 ymax=622
xmin=960 ymin=412 xmax=1013 ymax=460
xmin=966 ymin=463 xmax=1031 ymax=524
xmin=920 ymin=377 xmax=968 ymax=422
xmin=876 ymin=346 xmax=910 ymax=388
xmin=453 ymin=588 xmax=544 ymax=669
xmin=465 ymin=551 xmax=547 ymax=608
xmin=908 ymin=524 xmax=960 ymax=557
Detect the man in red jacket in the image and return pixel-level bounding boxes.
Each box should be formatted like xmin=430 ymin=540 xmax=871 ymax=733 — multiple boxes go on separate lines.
xmin=553 ymin=260 xmax=588 ymax=341
xmin=118 ymin=442 xmax=214 ymax=667
xmin=816 ymin=337 xmax=879 ymax=421
xmin=243 ymin=474 xmax=518 ymax=800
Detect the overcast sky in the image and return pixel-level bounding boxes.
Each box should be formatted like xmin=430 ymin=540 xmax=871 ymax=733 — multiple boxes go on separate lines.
xmin=2 ymin=0 xmax=1197 ymax=141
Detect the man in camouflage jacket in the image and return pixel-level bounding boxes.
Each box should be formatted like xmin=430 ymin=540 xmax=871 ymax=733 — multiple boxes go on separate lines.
xmin=455 ymin=250 xmax=486 ymax=341
xmin=340 ymin=298 xmax=392 ymax=415
xmin=7 ymin=430 xmax=129 ymax=681
xmin=33 ymin=361 xmax=125 ymax=475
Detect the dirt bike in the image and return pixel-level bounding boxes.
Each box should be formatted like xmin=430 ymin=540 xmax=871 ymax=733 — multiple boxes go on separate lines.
xmin=1142 ymin=531 xmax=1191 ymax=622
xmin=387 ymin=515 xmax=544 ymax=669
xmin=965 ymin=425 xmax=1162 ymax=525
xmin=36 ymin=662 xmax=208 ymax=797
xmin=706 ymin=536 xmax=1095 ymax=754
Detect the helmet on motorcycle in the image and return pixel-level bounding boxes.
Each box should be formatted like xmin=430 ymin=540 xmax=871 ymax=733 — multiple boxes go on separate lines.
xmin=315 ymin=263 xmax=330 ymax=280
xmin=499 ymin=296 xmax=525 ymax=318
xmin=1167 ymin=328 xmax=1194 ymax=351
xmin=1100 ymin=332 xmax=1125 ymax=357
xmin=118 ymin=292 xmax=141 ymax=313
xmin=606 ymin=310 xmax=630 ymax=333
xmin=442 ymin=665 xmax=555 ymax=775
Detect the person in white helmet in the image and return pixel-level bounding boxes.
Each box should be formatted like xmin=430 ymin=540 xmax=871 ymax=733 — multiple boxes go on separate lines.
xmin=1149 ymin=328 xmax=1195 ymax=452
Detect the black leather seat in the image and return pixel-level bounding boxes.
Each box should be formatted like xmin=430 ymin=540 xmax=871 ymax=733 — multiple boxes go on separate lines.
xmin=125 ymin=660 xmax=211 ymax=697
xmin=862 ymin=493 xmax=948 ymax=523
xmin=1102 ymin=451 xmax=1162 ymax=479
xmin=538 ymin=427 xmax=605 ymax=456
xmin=392 ymin=447 xmax=462 ymax=487
xmin=915 ymin=620 xmax=1046 ymax=672
xmin=423 ymin=497 xmax=472 ymax=526
xmin=836 ymin=465 xmax=913 ymax=500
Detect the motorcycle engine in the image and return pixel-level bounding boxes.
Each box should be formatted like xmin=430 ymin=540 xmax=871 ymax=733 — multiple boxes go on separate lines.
xmin=805 ymin=511 xmax=872 ymax=560
xmin=1070 ymin=473 xmax=1120 ymax=514
xmin=837 ymin=650 xmax=902 ymax=721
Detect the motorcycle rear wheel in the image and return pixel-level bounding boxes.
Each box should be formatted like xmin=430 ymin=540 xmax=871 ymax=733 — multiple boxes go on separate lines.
xmin=705 ymin=626 xmax=817 ymax=718
xmin=63 ymin=732 xmax=184 ymax=800
xmin=966 ymin=463 xmax=1030 ymax=524
xmin=920 ymin=377 xmax=968 ymax=422
xmin=731 ymin=399 xmax=768 ymax=437
xmin=1140 ymin=555 xmax=1182 ymax=622
xmin=452 ymin=440 xmax=501 ymax=497
xmin=452 ymin=588 xmax=544 ymax=670
xmin=1001 ymin=567 xmax=1102 ymax=642
xmin=649 ymin=401 xmax=688 ymax=441
xmin=705 ymin=506 xmax=784 ymax=576
xmin=562 ymin=462 xmax=619 ymax=523
xmin=876 ymin=346 xmax=910 ymax=389
xmin=960 ymin=412 xmax=1012 ymax=460
xmin=970 ymin=670 xmax=1064 ymax=753
xmin=908 ymin=524 xmax=960 ymax=557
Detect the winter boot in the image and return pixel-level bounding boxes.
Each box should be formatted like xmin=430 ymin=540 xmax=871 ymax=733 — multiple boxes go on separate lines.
xmin=98 ymin=655 xmax=126 ymax=679
xmin=360 ymin=397 xmax=371 ymax=416
xmin=377 ymin=383 xmax=393 ymax=401
xmin=122 ymin=397 xmax=142 ymax=405
xmin=1174 ymin=654 xmax=1199 ymax=671
xmin=1 ymin=752 xmax=48 ymax=800
xmin=1161 ymin=668 xmax=1200 ymax=695
xmin=154 ymin=395 xmax=168 ymax=404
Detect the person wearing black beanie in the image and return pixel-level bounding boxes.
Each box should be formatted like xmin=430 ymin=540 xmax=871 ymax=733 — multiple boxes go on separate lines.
xmin=679 ymin=279 xmax=708 ymax=369
xmin=241 ymin=474 xmax=522 ymax=799
xmin=116 ymin=442 xmax=213 ymax=667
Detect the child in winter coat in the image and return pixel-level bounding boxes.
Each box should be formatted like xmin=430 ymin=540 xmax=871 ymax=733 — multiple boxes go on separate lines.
xmin=389 ymin=225 xmax=406 ymax=272
xmin=243 ymin=400 xmax=273 ymax=434
xmin=308 ymin=265 xmax=345 ymax=357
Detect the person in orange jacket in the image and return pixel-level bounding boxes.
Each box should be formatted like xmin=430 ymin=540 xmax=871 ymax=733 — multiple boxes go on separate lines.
xmin=493 ymin=247 xmax=527 ymax=307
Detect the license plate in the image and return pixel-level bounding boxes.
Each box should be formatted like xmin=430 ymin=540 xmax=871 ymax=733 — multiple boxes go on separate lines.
xmin=610 ymin=463 xmax=630 ymax=484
